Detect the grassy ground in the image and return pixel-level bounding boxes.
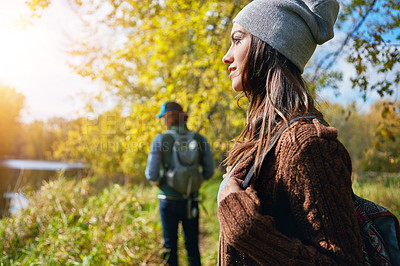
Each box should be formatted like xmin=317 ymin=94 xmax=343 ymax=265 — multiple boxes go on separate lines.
xmin=0 ymin=172 xmax=398 ymax=265
xmin=352 ymin=173 xmax=400 ymax=218
xmin=0 ymin=175 xmax=222 ymax=265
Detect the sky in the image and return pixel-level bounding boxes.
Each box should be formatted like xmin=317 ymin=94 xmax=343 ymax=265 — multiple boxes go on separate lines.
xmin=0 ymin=0 xmax=397 ymax=123
xmin=0 ymin=0 xmax=101 ymax=123
xmin=316 ymin=55 xmax=381 ymax=112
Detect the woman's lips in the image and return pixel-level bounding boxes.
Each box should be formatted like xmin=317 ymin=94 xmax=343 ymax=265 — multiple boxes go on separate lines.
xmin=229 ymin=67 xmax=236 ymax=79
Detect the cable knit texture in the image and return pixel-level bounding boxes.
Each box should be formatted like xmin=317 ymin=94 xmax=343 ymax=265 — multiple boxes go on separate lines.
xmin=218 ymin=119 xmax=364 ymax=265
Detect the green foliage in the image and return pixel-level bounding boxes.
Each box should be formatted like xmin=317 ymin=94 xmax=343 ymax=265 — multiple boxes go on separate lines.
xmin=305 ymin=70 xmax=343 ymax=97
xmin=320 ymin=101 xmax=373 ymax=170
xmin=320 ymin=100 xmax=400 ymax=172
xmin=12 ymin=120 xmax=62 ymax=160
xmin=359 ymin=101 xmax=400 ymax=172
xmin=337 ymin=0 xmax=400 ymax=98
xmin=307 ymin=0 xmax=400 ymax=98
xmin=197 ymin=174 xmax=221 ymax=265
xmin=52 ymin=110 xmax=128 ymax=177
xmin=21 ymin=0 xmax=250 ymax=180
xmin=0 ymin=84 xmax=25 ymax=159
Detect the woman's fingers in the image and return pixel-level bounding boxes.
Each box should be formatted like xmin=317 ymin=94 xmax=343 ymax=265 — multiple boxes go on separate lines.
xmin=226 ymin=177 xmax=243 ymax=190
xmin=222 ymin=165 xmax=233 ymax=179
xmin=219 ymin=177 xmax=243 ymax=203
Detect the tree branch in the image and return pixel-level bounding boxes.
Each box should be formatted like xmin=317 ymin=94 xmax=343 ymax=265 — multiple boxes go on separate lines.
xmin=311 ymin=0 xmax=378 ymax=83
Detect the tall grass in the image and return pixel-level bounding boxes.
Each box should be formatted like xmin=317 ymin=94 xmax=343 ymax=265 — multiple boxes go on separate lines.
xmin=352 ymin=173 xmax=400 ymax=218
xmin=0 ymin=173 xmax=398 ymax=265
xmin=0 ymin=175 xmax=222 ymax=265
xmin=0 ymin=178 xmax=164 ymax=265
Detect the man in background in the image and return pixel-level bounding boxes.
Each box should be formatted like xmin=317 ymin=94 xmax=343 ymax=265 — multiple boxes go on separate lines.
xmin=145 ymin=101 xmax=214 ymax=266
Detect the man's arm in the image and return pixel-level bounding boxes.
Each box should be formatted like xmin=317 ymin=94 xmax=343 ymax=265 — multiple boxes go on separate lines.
xmin=199 ymin=135 xmax=214 ymax=180
xmin=145 ymin=134 xmax=163 ymax=184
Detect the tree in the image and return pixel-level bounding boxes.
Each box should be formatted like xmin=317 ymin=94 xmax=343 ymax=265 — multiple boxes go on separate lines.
xmin=319 ymin=101 xmax=374 ymax=171
xmin=53 ymin=108 xmax=128 ymax=177
xmin=23 ymin=0 xmax=250 ymax=179
xmin=310 ymin=0 xmax=400 ymax=99
xmin=360 ymin=100 xmax=400 ymax=172
xmin=25 ymin=0 xmax=399 ymax=109
xmin=0 ymin=84 xmax=25 ymax=158
xmin=320 ymin=100 xmax=400 ymax=173
xmin=16 ymin=121 xmax=60 ymax=160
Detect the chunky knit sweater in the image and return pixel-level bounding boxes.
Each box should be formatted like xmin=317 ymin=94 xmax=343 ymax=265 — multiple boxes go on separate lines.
xmin=218 ymin=118 xmax=364 ymax=265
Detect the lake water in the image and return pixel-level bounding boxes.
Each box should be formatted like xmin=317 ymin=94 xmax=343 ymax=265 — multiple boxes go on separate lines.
xmin=0 ymin=159 xmax=88 ymax=216
xmin=0 ymin=160 xmax=87 ymax=171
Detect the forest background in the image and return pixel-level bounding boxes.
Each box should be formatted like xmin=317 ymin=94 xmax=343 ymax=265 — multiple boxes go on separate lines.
xmin=1 ymin=0 xmax=399 ymax=177
xmin=0 ymin=0 xmax=399 ymax=264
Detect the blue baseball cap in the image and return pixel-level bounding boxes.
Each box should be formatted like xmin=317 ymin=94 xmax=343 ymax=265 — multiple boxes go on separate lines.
xmin=156 ymin=101 xmax=183 ymax=118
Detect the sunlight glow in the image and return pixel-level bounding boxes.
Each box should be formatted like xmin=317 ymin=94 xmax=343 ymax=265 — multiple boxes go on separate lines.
xmin=0 ymin=0 xmax=100 ymax=122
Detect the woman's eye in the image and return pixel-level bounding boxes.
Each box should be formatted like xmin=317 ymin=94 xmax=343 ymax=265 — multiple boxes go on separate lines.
xmin=233 ymin=38 xmax=241 ymax=44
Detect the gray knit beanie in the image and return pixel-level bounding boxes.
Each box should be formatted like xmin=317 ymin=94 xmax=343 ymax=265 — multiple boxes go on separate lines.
xmin=233 ymin=0 xmax=339 ymax=73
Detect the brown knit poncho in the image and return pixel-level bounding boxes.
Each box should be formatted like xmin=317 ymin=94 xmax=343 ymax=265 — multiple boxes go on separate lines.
xmin=218 ymin=119 xmax=364 ymax=265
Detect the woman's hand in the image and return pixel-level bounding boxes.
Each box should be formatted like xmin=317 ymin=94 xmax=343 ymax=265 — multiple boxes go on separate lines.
xmin=219 ymin=176 xmax=243 ymax=203
xmin=223 ymin=165 xmax=233 ymax=179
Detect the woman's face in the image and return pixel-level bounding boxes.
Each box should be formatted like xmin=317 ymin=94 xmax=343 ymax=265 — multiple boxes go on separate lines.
xmin=222 ymin=23 xmax=251 ymax=92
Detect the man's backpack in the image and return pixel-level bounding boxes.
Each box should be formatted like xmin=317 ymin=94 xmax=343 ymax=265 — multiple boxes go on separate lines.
xmin=240 ymin=115 xmax=400 ymax=265
xmin=162 ymin=130 xmax=203 ymax=196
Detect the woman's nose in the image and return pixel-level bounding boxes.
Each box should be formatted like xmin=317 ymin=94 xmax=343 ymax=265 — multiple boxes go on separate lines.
xmin=222 ymin=47 xmax=233 ymax=65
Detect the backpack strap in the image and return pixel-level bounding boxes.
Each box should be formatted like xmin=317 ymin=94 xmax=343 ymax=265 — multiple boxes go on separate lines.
xmin=165 ymin=129 xmax=195 ymax=142
xmin=160 ymin=132 xmax=174 ymax=171
xmin=241 ymin=115 xmax=325 ymax=189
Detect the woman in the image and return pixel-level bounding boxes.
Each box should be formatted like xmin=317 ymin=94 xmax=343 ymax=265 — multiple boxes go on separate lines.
xmin=217 ymin=0 xmax=364 ymax=265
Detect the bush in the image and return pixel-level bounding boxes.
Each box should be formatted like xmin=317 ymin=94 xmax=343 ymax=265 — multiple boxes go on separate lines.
xmin=0 ymin=178 xmax=164 ymax=265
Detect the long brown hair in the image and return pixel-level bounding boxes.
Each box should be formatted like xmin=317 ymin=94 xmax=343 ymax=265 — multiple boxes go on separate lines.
xmin=225 ymin=35 xmax=323 ymax=172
